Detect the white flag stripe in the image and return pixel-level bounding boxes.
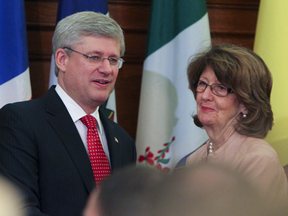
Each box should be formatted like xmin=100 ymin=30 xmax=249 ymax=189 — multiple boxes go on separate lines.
xmin=144 ymin=14 xmax=211 ymax=78
xmin=0 ymin=68 xmax=31 ymax=108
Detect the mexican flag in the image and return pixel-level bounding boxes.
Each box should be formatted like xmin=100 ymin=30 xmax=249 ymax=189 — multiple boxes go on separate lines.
xmin=254 ymin=0 xmax=288 ymax=166
xmin=136 ymin=0 xmax=210 ymax=171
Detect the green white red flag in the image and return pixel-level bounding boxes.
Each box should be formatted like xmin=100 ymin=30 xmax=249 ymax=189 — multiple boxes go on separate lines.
xmin=136 ymin=0 xmax=210 ymax=171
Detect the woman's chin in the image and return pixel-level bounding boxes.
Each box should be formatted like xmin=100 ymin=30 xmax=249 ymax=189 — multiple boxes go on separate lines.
xmin=202 ymin=122 xmax=214 ymax=127
xmin=199 ymin=117 xmax=216 ymax=126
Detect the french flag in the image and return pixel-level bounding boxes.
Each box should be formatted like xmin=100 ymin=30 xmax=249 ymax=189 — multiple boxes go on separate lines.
xmin=0 ymin=0 xmax=32 ymax=108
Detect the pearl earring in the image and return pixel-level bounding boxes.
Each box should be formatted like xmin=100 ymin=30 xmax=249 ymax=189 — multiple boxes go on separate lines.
xmin=243 ymin=114 xmax=247 ymax=118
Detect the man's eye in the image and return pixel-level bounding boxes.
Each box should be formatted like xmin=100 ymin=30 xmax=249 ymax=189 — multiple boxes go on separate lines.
xmin=90 ymin=56 xmax=100 ymax=60
xmin=108 ymin=58 xmax=118 ymax=64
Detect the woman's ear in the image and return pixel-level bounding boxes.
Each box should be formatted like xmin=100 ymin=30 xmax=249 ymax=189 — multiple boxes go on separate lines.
xmin=55 ymin=48 xmax=68 ymax=73
xmin=240 ymin=103 xmax=248 ymax=115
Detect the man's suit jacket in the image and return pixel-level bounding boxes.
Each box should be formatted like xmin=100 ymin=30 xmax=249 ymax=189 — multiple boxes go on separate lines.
xmin=0 ymin=87 xmax=136 ymax=216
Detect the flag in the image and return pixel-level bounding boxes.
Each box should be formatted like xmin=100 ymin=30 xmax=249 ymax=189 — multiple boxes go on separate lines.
xmin=254 ymin=0 xmax=288 ymax=166
xmin=136 ymin=0 xmax=210 ymax=171
xmin=0 ymin=0 xmax=31 ymax=108
xmin=49 ymin=0 xmax=117 ymax=121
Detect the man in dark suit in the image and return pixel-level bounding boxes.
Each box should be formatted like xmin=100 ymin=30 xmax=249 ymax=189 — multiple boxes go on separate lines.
xmin=0 ymin=12 xmax=136 ymax=216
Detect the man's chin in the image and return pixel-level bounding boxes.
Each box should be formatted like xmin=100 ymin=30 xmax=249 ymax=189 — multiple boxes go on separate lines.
xmin=96 ymin=96 xmax=110 ymax=106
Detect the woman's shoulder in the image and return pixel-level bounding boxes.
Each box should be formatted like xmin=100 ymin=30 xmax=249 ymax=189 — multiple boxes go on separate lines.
xmin=244 ymin=137 xmax=275 ymax=151
xmin=239 ymin=136 xmax=279 ymax=160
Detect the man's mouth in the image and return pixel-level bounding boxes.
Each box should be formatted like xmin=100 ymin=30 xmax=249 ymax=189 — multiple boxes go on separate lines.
xmin=95 ymin=80 xmax=109 ymax=84
xmin=98 ymin=81 xmax=108 ymax=84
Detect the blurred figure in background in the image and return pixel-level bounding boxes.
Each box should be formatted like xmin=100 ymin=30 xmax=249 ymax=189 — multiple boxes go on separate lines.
xmin=150 ymin=163 xmax=288 ymax=216
xmin=0 ymin=175 xmax=24 ymax=216
xmin=83 ymin=163 xmax=288 ymax=216
xmin=83 ymin=165 xmax=167 ymax=216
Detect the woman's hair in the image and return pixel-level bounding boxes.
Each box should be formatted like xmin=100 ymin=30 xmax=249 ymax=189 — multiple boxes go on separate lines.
xmin=187 ymin=43 xmax=273 ymax=138
xmin=52 ymin=11 xmax=125 ymax=76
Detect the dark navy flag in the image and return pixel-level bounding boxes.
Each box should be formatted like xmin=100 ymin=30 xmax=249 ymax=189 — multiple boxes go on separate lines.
xmin=0 ymin=0 xmax=31 ymax=108
xmin=56 ymin=0 xmax=108 ymax=21
xmin=49 ymin=0 xmax=117 ymax=121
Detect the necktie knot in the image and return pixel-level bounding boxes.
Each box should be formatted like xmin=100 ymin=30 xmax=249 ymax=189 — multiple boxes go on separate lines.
xmin=81 ymin=115 xmax=97 ymax=129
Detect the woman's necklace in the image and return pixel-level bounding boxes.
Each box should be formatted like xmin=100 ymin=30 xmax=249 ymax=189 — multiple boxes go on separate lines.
xmin=208 ymin=141 xmax=214 ymax=153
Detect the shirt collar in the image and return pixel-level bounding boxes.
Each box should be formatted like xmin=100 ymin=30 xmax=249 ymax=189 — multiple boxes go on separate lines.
xmin=55 ymin=84 xmax=104 ymax=135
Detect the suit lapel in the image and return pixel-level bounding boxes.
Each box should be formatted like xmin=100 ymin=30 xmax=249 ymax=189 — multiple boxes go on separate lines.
xmin=100 ymin=111 xmax=123 ymax=170
xmin=43 ymin=87 xmax=95 ymax=192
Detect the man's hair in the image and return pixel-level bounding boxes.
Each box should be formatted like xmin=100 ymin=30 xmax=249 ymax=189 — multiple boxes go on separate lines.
xmin=52 ymin=11 xmax=125 ymax=76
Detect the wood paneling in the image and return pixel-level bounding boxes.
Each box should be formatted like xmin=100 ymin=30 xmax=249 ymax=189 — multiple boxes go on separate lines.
xmin=207 ymin=0 xmax=260 ymax=48
xmin=24 ymin=0 xmax=260 ymax=139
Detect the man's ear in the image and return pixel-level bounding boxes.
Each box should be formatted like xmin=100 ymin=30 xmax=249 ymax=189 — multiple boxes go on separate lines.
xmin=55 ymin=48 xmax=68 ymax=72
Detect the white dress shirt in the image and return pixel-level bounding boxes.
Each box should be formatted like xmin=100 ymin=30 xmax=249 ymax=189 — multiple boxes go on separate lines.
xmin=55 ymin=85 xmax=110 ymax=164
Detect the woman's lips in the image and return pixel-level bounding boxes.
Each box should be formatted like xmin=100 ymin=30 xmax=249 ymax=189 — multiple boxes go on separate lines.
xmin=201 ymin=106 xmax=214 ymax=112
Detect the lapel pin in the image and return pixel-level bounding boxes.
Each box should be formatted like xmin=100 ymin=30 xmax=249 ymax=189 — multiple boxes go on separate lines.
xmin=114 ymin=137 xmax=119 ymax=143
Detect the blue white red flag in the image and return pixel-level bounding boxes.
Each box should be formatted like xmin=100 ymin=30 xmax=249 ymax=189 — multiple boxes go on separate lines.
xmin=49 ymin=0 xmax=117 ymax=121
xmin=0 ymin=0 xmax=32 ymax=108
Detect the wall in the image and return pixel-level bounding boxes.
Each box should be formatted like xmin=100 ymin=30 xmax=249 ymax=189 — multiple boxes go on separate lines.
xmin=25 ymin=0 xmax=260 ymax=139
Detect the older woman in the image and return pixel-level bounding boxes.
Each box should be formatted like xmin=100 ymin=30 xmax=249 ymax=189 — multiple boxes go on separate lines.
xmin=186 ymin=44 xmax=287 ymax=207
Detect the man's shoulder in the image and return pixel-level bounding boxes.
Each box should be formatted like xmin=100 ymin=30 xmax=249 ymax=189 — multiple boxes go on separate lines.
xmin=0 ymin=87 xmax=59 ymax=115
xmin=0 ymin=98 xmax=41 ymax=113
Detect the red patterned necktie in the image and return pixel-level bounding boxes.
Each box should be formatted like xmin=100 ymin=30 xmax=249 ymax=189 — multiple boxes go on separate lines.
xmin=80 ymin=115 xmax=111 ymax=187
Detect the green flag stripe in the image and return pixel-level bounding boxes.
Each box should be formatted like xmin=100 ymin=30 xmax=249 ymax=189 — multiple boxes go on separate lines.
xmin=146 ymin=0 xmax=208 ymax=57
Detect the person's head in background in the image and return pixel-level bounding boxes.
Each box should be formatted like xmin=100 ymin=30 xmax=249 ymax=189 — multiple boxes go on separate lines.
xmin=83 ymin=165 xmax=167 ymax=216
xmin=150 ymin=163 xmax=287 ymax=216
xmin=52 ymin=11 xmax=125 ymax=114
xmin=0 ymin=175 xmax=25 ymax=216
